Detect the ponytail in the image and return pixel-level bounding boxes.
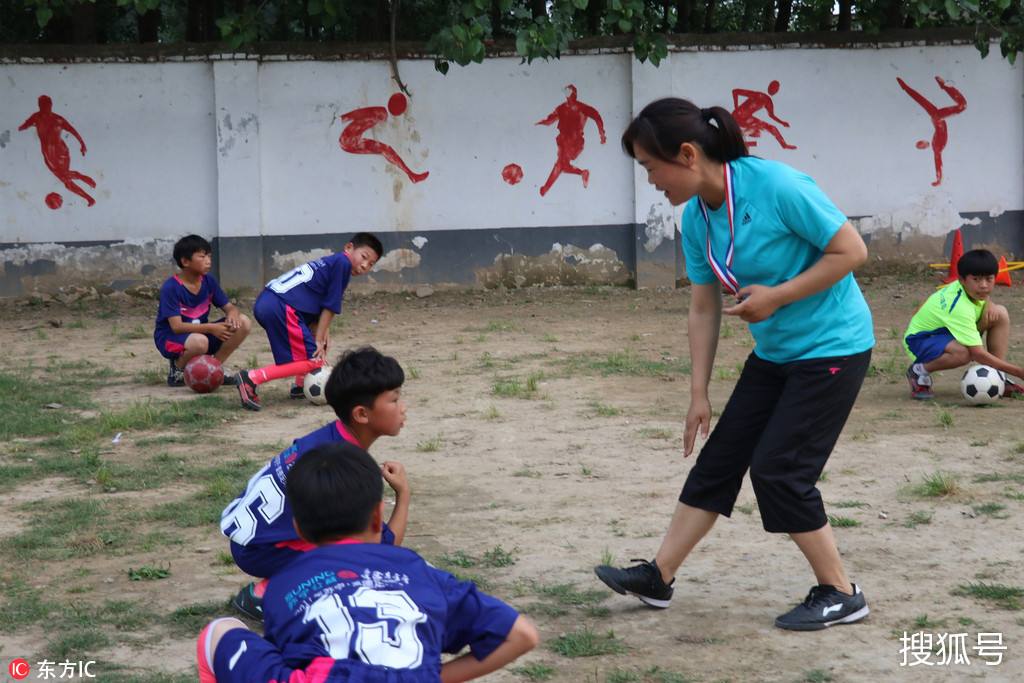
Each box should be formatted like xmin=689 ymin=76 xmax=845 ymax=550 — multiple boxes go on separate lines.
xmin=622 ymin=98 xmax=748 ymax=164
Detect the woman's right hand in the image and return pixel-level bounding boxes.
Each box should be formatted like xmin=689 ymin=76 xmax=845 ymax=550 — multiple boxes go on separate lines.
xmin=683 ymin=395 xmax=712 ymax=458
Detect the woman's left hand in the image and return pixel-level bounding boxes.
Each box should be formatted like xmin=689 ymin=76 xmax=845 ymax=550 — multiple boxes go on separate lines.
xmin=722 ymin=285 xmax=781 ymax=323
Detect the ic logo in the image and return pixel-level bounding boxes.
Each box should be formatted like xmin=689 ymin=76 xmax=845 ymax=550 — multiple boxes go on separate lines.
xmin=9 ymin=658 xmax=31 ymax=680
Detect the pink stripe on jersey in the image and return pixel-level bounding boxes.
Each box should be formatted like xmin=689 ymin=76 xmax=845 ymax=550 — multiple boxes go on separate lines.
xmin=180 ymin=297 xmax=212 ymax=320
xmin=334 ymin=421 xmax=360 ymax=446
xmin=285 ymin=305 xmax=309 ymax=362
xmin=274 ymin=538 xmax=317 ymax=553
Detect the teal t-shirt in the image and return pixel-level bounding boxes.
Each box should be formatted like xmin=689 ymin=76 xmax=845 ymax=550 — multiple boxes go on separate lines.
xmin=682 ymin=156 xmax=875 ymax=363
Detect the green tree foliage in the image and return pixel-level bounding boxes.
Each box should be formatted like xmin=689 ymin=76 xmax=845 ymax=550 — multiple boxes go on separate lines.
xmin=2 ymin=1 xmax=1021 ymax=67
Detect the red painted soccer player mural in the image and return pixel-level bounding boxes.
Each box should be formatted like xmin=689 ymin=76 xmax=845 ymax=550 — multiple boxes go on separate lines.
xmin=536 ymin=85 xmax=607 ymax=197
xmin=731 ymin=80 xmax=797 ymax=150
xmin=339 ymin=93 xmax=429 ymax=183
xmin=897 ymin=76 xmax=967 ymax=187
xmin=18 ymin=95 xmax=96 ymax=207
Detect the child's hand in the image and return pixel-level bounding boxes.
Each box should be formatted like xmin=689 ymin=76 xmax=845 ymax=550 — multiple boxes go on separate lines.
xmin=225 ymin=311 xmax=242 ymax=330
xmin=211 ymin=322 xmax=235 ymax=341
xmin=382 ymin=461 xmax=409 ymax=496
xmin=314 ymin=331 xmax=330 ymax=360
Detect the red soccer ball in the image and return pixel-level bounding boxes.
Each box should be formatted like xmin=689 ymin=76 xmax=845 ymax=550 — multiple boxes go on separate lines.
xmin=183 ymin=355 xmax=225 ymax=394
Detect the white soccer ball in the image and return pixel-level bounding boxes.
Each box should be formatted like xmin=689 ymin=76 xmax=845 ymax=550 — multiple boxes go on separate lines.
xmin=960 ymin=364 xmax=1004 ymax=405
xmin=303 ymin=365 xmax=333 ymax=406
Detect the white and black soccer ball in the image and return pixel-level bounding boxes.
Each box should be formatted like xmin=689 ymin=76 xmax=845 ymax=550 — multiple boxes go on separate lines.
xmin=960 ymin=364 xmax=1004 ymax=405
xmin=303 ymin=365 xmax=333 ymax=406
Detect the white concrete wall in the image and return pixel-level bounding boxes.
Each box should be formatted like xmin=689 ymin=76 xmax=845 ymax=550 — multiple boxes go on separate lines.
xmin=0 ymin=63 xmax=217 ymax=243
xmin=0 ymin=43 xmax=1020 ymax=247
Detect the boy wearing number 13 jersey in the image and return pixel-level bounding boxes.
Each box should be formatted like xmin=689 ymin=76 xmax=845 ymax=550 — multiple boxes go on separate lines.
xmin=223 ymin=348 xmax=409 ymax=621
xmin=199 ymin=443 xmax=538 ymax=683
xmin=235 ymin=233 xmax=384 ymax=411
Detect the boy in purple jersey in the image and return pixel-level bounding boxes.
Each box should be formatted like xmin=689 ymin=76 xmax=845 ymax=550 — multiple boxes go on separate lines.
xmin=235 ymin=232 xmax=384 ymax=411
xmin=223 ymin=347 xmax=409 ymax=621
xmin=155 ymin=235 xmax=251 ymax=387
xmin=198 ymin=443 xmax=538 ymax=683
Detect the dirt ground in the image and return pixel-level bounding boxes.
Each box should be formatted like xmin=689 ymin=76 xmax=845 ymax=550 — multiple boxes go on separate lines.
xmin=1 ymin=274 xmax=1022 ymax=683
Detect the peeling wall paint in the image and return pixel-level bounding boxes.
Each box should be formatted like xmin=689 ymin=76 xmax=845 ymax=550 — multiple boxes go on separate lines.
xmin=0 ymin=238 xmax=173 ymax=296
xmin=270 ymin=248 xmax=334 ymax=273
xmin=373 ymin=248 xmax=422 ymax=273
xmin=853 ymin=190 xmax=980 ymax=238
xmin=477 ymin=242 xmax=631 ymax=288
xmin=643 ymin=205 xmax=676 ymax=253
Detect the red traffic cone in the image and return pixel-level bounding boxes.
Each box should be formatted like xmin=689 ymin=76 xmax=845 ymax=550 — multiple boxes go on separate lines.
xmin=943 ymin=229 xmax=964 ymax=283
xmin=996 ymin=255 xmax=1013 ymax=286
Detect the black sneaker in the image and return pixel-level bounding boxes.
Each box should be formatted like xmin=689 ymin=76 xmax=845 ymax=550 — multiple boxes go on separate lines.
xmin=167 ymin=359 xmax=185 ymax=387
xmin=289 ymin=385 xmax=305 ymax=399
xmin=222 ymin=371 xmax=240 ymax=387
xmin=235 ymin=370 xmax=261 ymax=411
xmin=594 ymin=558 xmax=674 ymax=609
xmin=774 ymin=583 xmax=869 ymax=631
xmin=230 ymin=582 xmax=264 ymax=621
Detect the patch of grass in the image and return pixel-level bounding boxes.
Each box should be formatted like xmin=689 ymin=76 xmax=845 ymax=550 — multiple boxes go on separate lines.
xmin=600 ymin=547 xmax=614 ymax=566
xmin=734 ymin=503 xmax=754 ymax=515
xmin=406 ymin=366 xmax=421 ymax=380
xmin=827 ymin=515 xmax=861 ymax=528
xmin=974 ymin=472 xmax=1024 ymax=483
xmin=541 ymin=334 xmax=559 ymax=343
xmin=970 ymin=439 xmax=991 ymax=447
xmin=1 ymin=497 xmax=128 ymax=561
xmin=607 ymin=670 xmax=640 ymax=683
xmin=548 ymin=627 xmax=625 ymax=657
xmin=911 ymin=614 xmax=948 ymax=629
xmin=416 ymin=435 xmax=443 ymax=452
xmin=535 ymin=583 xmax=609 ymax=608
xmin=493 ymin=373 xmax=544 ymax=399
xmin=166 ymin=601 xmax=231 ymax=636
xmin=513 ymin=467 xmax=542 ymax=478
xmin=483 ymin=405 xmax=501 ymax=420
xmin=817 ymin=470 xmax=829 ymax=483
xmin=46 ymin=627 xmax=111 ymax=659
xmin=438 ymin=550 xmax=477 ymax=568
xmin=134 ymin=368 xmax=167 ymax=385
xmin=904 ymin=510 xmax=933 ymax=528
xmin=0 ymin=579 xmax=56 ymax=632
xmin=580 ymin=463 xmax=593 ymax=476
xmin=511 ymin=663 xmax=556 ymax=681
xmin=832 ymin=500 xmax=868 ymax=508
xmin=485 ymin=320 xmax=515 ymax=332
xmin=911 ymin=471 xmax=961 ymax=498
xmin=642 ymin=667 xmax=697 ymax=683
xmin=118 ymin=324 xmax=149 ymax=340
xmin=953 ymin=582 xmax=1023 ymax=610
xmin=802 ymin=670 xmax=833 ymax=683
xmin=481 ymin=545 xmax=517 ymax=568
xmin=590 ymin=401 xmax=621 ymax=417
xmin=128 ymin=564 xmax=171 ymax=581
xmin=972 ymin=502 xmax=1009 ymax=518
xmin=0 ymin=372 xmax=94 ymax=440
xmin=936 ymin=408 xmax=954 ymax=429
xmin=566 ymin=351 xmax=689 ymax=377
xmin=638 ymin=427 xmax=673 ymax=440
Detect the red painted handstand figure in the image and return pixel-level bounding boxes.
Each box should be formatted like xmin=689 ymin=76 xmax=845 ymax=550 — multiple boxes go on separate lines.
xmin=339 ymin=93 xmax=428 ymax=183
xmin=537 ymin=85 xmax=606 ymax=197
xmin=897 ymin=76 xmax=967 ymax=187
xmin=19 ymin=95 xmax=96 ymax=206
xmin=731 ymin=80 xmax=797 ymax=150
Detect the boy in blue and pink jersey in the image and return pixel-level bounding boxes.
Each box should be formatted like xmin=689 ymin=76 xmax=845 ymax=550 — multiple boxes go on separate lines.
xmin=222 ymin=347 xmax=409 ymax=621
xmin=199 ymin=443 xmax=538 ymax=683
xmin=235 ymin=232 xmax=384 ymax=411
xmin=154 ymin=235 xmax=251 ymax=387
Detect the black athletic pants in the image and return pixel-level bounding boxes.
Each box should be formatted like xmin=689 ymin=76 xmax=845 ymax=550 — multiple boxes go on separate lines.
xmin=679 ymin=348 xmax=872 ymax=533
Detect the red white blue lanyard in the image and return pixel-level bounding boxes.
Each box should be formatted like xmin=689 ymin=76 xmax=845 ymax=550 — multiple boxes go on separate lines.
xmin=697 ymin=163 xmax=740 ymax=296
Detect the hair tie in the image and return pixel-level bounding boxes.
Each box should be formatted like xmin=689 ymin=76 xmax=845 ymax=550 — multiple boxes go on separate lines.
xmin=702 ymin=108 xmax=718 ymax=128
